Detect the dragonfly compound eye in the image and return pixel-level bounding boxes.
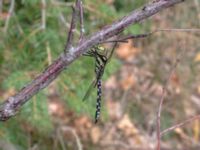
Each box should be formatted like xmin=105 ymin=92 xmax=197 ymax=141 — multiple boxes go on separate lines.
xmin=97 ymin=46 xmax=105 ymax=52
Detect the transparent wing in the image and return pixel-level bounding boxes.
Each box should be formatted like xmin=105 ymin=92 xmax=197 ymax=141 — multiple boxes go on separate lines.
xmin=107 ymin=41 xmax=118 ymax=62
xmin=82 ymin=79 xmax=97 ymax=101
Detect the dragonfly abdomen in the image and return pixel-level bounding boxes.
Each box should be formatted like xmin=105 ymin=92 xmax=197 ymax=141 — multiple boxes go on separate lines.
xmin=95 ymin=80 xmax=102 ymax=123
xmin=83 ymin=44 xmax=117 ymax=123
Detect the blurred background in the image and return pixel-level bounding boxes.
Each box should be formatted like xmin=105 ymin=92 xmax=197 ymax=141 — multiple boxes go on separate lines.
xmin=0 ymin=0 xmax=200 ymax=149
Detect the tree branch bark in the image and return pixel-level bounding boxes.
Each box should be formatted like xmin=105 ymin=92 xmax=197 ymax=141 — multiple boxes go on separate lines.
xmin=0 ymin=0 xmax=185 ymax=121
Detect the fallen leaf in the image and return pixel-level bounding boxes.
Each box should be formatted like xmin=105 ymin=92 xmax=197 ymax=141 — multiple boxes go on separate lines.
xmin=74 ymin=116 xmax=92 ymax=129
xmin=175 ymin=128 xmax=188 ymax=139
xmin=105 ymin=75 xmax=118 ymax=89
xmin=102 ymin=126 xmax=116 ymax=144
xmin=120 ymin=74 xmax=135 ymax=90
xmin=116 ymin=40 xmax=141 ymax=61
xmin=106 ymin=100 xmax=122 ymax=120
xmin=74 ymin=116 xmax=92 ymax=140
xmin=2 ymin=88 xmax=16 ymax=100
xmin=193 ymin=119 xmax=200 ymax=142
xmin=0 ymin=12 xmax=10 ymax=20
xmin=48 ymin=101 xmax=65 ymax=117
xmin=197 ymin=86 xmax=200 ymax=94
xmin=149 ymin=82 xmax=163 ymax=97
xmin=194 ymin=52 xmax=200 ymax=62
xmin=171 ymin=73 xmax=180 ymax=86
xmin=90 ymin=126 xmax=101 ymax=143
xmin=117 ymin=114 xmax=139 ymax=137
xmin=128 ymin=136 xmax=144 ymax=147
xmin=170 ymin=72 xmax=181 ymax=94
xmin=48 ymin=97 xmax=66 ymax=118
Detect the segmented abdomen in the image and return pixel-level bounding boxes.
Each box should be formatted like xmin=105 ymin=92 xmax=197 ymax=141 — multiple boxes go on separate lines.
xmin=95 ymin=80 xmax=102 ymax=123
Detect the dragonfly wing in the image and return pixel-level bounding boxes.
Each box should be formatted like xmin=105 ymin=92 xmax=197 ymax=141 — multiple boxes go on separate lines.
xmin=82 ymin=79 xmax=97 ymax=101
xmin=107 ymin=41 xmax=118 ymax=62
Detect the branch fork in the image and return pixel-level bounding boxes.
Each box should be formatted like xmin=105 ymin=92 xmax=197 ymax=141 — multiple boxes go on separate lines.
xmin=0 ymin=0 xmax=184 ymax=124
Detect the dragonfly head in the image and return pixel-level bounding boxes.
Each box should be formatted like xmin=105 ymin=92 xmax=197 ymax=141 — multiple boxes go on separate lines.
xmin=97 ymin=45 xmax=105 ymax=51
xmin=96 ymin=46 xmax=108 ymax=56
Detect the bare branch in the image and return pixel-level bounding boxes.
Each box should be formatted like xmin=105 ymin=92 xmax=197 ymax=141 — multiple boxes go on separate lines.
xmin=161 ymin=115 xmax=200 ymax=136
xmin=155 ymin=44 xmax=187 ymax=150
xmin=52 ymin=0 xmax=80 ymax=37
xmin=78 ymin=0 xmax=84 ymax=42
xmin=110 ymin=28 xmax=200 ymax=42
xmin=101 ymin=28 xmax=200 ymax=44
xmin=157 ymin=28 xmax=200 ymax=32
xmin=64 ymin=0 xmax=79 ymax=53
xmin=156 ymin=56 xmax=181 ymax=150
xmin=60 ymin=126 xmax=83 ymax=150
xmin=0 ymin=0 xmax=184 ymax=121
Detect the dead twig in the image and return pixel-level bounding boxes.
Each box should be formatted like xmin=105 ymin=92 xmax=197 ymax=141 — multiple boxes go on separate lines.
xmin=101 ymin=28 xmax=200 ymax=44
xmin=161 ymin=114 xmax=200 ymax=136
xmin=0 ymin=0 xmax=184 ymax=121
xmin=56 ymin=128 xmax=67 ymax=150
xmin=157 ymin=28 xmax=200 ymax=32
xmin=52 ymin=0 xmax=80 ymax=37
xmin=156 ymin=48 xmax=184 ymax=150
xmin=156 ymin=61 xmax=180 ymax=149
xmin=60 ymin=126 xmax=83 ymax=150
xmin=64 ymin=0 xmax=80 ymax=53
xmin=78 ymin=0 xmax=84 ymax=42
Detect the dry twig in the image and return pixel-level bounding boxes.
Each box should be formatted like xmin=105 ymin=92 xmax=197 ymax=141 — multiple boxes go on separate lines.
xmin=64 ymin=0 xmax=80 ymax=53
xmin=0 ymin=0 xmax=184 ymax=121
xmin=4 ymin=0 xmax=15 ymax=32
xmin=78 ymin=0 xmax=84 ymax=42
xmin=60 ymin=126 xmax=83 ymax=150
xmin=161 ymin=114 xmax=200 ymax=136
xmin=156 ymin=45 xmax=186 ymax=150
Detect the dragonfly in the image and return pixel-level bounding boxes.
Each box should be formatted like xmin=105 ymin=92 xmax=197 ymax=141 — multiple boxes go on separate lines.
xmin=82 ymin=33 xmax=153 ymax=123
xmin=83 ymin=43 xmax=117 ymax=123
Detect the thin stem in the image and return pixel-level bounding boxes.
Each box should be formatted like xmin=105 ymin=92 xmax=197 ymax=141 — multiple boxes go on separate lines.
xmin=118 ymin=31 xmax=155 ymax=41
xmin=156 ymin=54 xmax=181 ymax=150
xmin=107 ymin=41 xmax=118 ymax=62
xmin=161 ymin=115 xmax=200 ymax=136
xmin=111 ymin=28 xmax=200 ymax=42
xmin=64 ymin=0 xmax=79 ymax=53
xmin=53 ymin=0 xmax=80 ymax=37
xmin=157 ymin=28 xmax=200 ymax=32
xmin=78 ymin=0 xmax=84 ymax=42
xmin=60 ymin=126 xmax=83 ymax=150
xmin=100 ymin=40 xmax=128 ymax=43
